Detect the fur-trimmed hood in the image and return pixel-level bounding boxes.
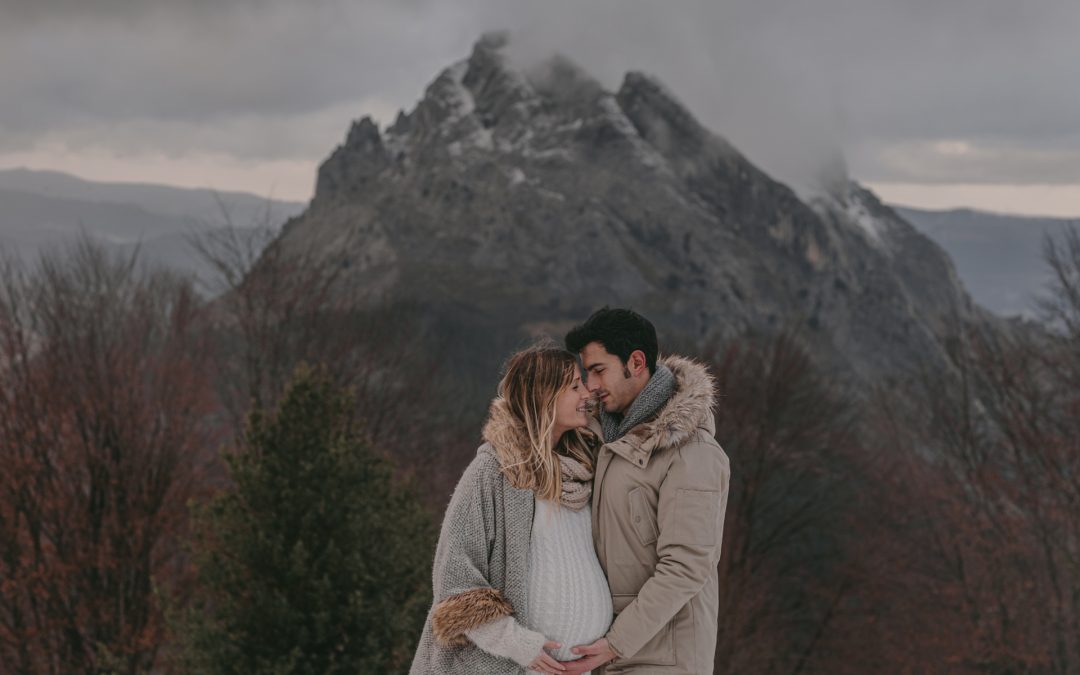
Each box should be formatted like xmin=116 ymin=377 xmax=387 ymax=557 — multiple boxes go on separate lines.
xmin=480 ymin=396 xmax=530 ymax=469
xmin=623 ymin=354 xmax=717 ymax=451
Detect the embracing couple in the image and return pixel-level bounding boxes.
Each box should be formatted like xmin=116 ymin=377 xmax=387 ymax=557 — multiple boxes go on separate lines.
xmin=410 ymin=308 xmax=731 ymax=674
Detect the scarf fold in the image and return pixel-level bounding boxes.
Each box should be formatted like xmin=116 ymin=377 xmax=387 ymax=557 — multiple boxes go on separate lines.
xmin=558 ymin=453 xmax=593 ymax=511
xmin=600 ymin=363 xmax=676 ymax=443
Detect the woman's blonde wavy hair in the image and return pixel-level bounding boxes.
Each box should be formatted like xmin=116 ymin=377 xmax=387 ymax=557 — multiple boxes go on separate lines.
xmin=494 ymin=345 xmax=597 ymax=501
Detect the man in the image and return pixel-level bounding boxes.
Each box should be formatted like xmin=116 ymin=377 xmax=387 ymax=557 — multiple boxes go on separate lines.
xmin=561 ymin=308 xmax=730 ymax=674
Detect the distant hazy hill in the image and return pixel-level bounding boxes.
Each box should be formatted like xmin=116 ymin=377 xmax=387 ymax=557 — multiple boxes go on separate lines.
xmin=0 ymin=168 xmax=305 ymax=291
xmin=895 ymin=206 xmax=1077 ymax=318
xmin=0 ymin=168 xmax=304 ymax=226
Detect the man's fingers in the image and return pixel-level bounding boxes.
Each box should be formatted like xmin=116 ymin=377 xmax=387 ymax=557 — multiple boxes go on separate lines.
xmin=572 ymin=642 xmax=602 ymax=655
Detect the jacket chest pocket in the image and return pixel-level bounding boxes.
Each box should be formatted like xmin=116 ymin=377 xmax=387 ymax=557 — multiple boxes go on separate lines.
xmin=628 ymin=487 xmax=659 ymax=546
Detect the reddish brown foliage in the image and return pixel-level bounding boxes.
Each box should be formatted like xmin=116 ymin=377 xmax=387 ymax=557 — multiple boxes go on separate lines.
xmin=704 ymin=331 xmax=870 ymax=674
xmin=703 ymin=310 xmax=1080 ymax=674
xmin=0 ymin=242 xmax=219 ymax=673
xmin=857 ymin=318 xmax=1080 ymax=674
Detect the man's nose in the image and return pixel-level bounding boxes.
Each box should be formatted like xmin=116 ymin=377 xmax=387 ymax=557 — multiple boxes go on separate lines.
xmin=586 ymin=379 xmax=601 ymax=392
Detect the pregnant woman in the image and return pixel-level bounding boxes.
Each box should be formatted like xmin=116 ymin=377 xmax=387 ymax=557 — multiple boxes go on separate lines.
xmin=410 ymin=345 xmax=613 ymax=674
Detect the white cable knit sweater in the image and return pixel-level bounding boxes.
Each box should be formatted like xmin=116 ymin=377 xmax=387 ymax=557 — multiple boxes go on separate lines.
xmin=527 ymin=499 xmax=613 ymax=662
xmin=465 ymin=499 xmax=613 ymax=669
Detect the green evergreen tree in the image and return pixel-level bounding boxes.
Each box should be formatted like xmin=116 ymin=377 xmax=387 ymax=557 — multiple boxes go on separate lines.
xmin=178 ymin=366 xmax=434 ymax=674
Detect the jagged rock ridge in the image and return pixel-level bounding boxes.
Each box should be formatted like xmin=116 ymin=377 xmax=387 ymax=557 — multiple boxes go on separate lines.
xmin=275 ymin=32 xmax=993 ymax=388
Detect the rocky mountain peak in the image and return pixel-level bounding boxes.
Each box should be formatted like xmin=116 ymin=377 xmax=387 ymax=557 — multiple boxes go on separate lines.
xmin=415 ymin=31 xmax=538 ymax=133
xmin=317 ymin=35 xmax=667 ymax=205
xmin=344 ymin=116 xmax=382 ymax=149
xmin=282 ymin=34 xmax=997 ymax=390
xmin=616 ymin=72 xmax=710 ymax=154
xmin=314 ymin=116 xmax=388 ymax=199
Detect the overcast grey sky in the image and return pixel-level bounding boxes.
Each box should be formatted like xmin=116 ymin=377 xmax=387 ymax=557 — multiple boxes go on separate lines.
xmin=1 ymin=0 xmax=1078 ymax=215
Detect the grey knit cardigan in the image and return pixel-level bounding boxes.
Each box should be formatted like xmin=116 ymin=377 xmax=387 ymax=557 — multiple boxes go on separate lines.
xmin=408 ymin=443 xmax=536 ymax=674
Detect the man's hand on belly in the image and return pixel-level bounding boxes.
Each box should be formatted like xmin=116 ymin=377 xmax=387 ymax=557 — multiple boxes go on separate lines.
xmin=559 ymin=637 xmax=616 ymax=674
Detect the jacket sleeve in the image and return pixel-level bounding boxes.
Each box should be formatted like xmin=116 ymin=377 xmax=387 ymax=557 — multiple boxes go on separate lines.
xmin=428 ymin=453 xmax=541 ymax=657
xmin=605 ymin=438 xmax=731 ymax=659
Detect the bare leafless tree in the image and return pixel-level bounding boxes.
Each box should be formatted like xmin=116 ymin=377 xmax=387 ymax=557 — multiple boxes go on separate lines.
xmin=0 ymin=238 xmax=218 ymax=674
xmin=186 ymin=209 xmax=467 ymax=496
xmin=703 ymin=330 xmax=868 ymax=675
xmin=865 ymin=312 xmax=1080 ymax=674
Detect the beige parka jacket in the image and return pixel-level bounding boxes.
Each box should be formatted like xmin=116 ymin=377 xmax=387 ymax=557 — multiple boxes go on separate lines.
xmin=592 ymin=355 xmax=730 ymax=674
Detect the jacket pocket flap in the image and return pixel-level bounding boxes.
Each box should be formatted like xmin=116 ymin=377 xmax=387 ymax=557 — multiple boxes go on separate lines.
xmin=629 ymin=487 xmax=659 ymax=546
xmin=673 ymin=488 xmax=720 ymax=546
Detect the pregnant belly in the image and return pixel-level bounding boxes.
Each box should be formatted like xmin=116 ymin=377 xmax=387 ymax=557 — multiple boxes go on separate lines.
xmin=527 ymin=554 xmax=614 ymax=662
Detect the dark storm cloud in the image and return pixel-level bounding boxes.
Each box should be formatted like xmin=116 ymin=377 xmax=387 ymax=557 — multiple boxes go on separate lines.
xmin=0 ymin=0 xmax=471 ymax=157
xmin=484 ymin=0 xmax=1080 ymax=188
xmin=1 ymin=0 xmax=1078 ymax=188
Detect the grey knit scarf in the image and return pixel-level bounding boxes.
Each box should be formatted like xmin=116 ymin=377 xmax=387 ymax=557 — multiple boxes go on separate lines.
xmin=600 ymin=364 xmax=676 ymax=443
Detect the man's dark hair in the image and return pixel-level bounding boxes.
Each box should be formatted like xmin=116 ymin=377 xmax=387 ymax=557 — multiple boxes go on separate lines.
xmin=565 ymin=307 xmax=659 ymax=374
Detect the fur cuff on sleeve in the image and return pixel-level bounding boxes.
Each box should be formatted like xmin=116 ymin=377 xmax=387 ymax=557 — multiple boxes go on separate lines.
xmin=432 ymin=587 xmax=514 ymax=647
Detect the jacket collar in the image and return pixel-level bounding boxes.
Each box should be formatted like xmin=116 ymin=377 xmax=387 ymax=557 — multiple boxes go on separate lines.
xmin=593 ymin=354 xmax=717 ymax=468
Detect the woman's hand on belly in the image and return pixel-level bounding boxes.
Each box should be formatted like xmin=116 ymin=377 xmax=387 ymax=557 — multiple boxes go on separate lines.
xmin=529 ymin=641 xmax=568 ymax=673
